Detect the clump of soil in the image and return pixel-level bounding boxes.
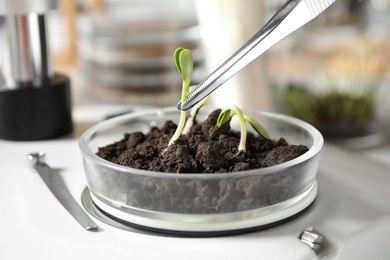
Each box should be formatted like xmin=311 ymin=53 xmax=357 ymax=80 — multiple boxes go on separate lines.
xmin=95 ymin=109 xmax=309 ymax=213
xmin=97 ymin=109 xmax=308 ymax=173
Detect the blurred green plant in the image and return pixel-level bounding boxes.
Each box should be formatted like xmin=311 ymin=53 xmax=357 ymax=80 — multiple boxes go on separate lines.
xmin=281 ymin=83 xmax=374 ymax=125
xmin=278 ymin=36 xmax=388 ymax=132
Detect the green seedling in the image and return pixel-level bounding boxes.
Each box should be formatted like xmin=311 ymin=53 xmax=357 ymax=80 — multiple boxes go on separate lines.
xmin=217 ymin=105 xmax=270 ymax=152
xmin=168 ymin=48 xmax=194 ymax=147
xmin=168 ymin=48 xmax=270 ymax=153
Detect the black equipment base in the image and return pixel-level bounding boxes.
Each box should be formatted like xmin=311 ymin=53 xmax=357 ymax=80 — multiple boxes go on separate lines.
xmin=0 ymin=73 xmax=73 ymax=141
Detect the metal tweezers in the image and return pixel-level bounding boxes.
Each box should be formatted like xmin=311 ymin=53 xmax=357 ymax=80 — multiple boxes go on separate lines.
xmin=177 ymin=0 xmax=337 ymax=111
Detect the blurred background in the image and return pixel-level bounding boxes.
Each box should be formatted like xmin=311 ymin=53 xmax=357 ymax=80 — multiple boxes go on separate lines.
xmin=1 ymin=0 xmax=390 ymax=146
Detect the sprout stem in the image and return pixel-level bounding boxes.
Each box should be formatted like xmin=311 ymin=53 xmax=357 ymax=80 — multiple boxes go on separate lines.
xmin=182 ymin=94 xmax=209 ymax=135
xmin=167 ymin=48 xmax=193 ymax=147
xmin=217 ymin=105 xmax=247 ymax=152
xmin=168 ymin=82 xmax=188 ymax=146
xmin=234 ymin=107 xmax=247 ymax=152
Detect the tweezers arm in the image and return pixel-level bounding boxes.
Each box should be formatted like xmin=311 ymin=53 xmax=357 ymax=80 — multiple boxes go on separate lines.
xmin=180 ymin=0 xmax=336 ymax=110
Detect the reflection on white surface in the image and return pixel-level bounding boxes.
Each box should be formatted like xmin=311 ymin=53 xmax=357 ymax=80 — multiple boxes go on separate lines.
xmin=340 ymin=215 xmax=390 ymax=260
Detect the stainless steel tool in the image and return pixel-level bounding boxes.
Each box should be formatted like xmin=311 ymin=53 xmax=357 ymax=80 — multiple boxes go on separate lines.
xmin=177 ymin=0 xmax=337 ymax=111
xmin=0 ymin=0 xmax=55 ymax=89
xmin=27 ymin=152 xmax=98 ymax=231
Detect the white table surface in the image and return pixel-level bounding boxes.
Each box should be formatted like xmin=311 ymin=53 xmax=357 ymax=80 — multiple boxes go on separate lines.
xmin=1 ymin=105 xmax=390 ymax=260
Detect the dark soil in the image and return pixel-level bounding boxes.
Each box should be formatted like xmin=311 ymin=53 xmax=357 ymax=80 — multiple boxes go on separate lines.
xmin=97 ymin=109 xmax=308 ymax=173
xmin=96 ymin=109 xmax=310 ymax=213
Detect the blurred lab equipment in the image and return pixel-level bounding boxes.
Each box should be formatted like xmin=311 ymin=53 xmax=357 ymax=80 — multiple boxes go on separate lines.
xmin=77 ymin=0 xmax=204 ymax=107
xmin=0 ymin=0 xmax=73 ymax=140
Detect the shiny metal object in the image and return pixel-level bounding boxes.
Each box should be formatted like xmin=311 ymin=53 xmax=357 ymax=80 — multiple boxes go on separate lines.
xmin=2 ymin=14 xmax=53 ymax=88
xmin=300 ymin=228 xmax=324 ymax=250
xmin=300 ymin=227 xmax=332 ymax=258
xmin=0 ymin=0 xmax=57 ymax=89
xmin=27 ymin=152 xmax=98 ymax=231
xmin=178 ymin=0 xmax=337 ymax=111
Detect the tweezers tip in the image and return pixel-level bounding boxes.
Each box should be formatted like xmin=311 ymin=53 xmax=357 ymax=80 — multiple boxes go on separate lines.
xmin=176 ymin=100 xmax=192 ymax=111
xmin=176 ymin=101 xmax=182 ymax=110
